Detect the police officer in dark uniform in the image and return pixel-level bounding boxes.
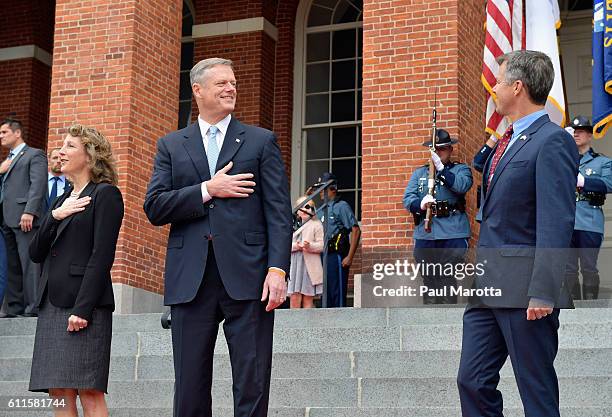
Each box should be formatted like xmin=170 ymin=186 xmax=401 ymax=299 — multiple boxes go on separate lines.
xmin=566 ymin=116 xmax=612 ymax=300
xmin=316 ymin=173 xmax=361 ymax=307
xmin=403 ymin=129 xmax=473 ymax=304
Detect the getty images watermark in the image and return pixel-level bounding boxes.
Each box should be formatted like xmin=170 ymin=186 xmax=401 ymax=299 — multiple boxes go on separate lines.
xmin=370 ymin=259 xmax=501 ymax=298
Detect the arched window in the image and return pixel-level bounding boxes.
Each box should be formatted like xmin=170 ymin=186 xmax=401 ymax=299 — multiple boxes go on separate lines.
xmin=294 ymin=0 xmax=363 ymax=218
xmin=178 ymin=0 xmax=195 ymax=128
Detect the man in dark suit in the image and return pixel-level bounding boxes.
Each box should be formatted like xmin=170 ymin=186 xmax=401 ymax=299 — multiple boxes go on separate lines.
xmin=43 ymin=148 xmax=67 ymax=213
xmin=144 ymin=58 xmax=292 ymax=417
xmin=0 ymin=119 xmax=47 ymax=317
xmin=458 ymin=51 xmax=578 ymax=417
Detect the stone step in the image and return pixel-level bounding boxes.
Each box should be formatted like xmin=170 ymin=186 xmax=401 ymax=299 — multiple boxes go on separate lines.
xmin=1 ymin=306 xmax=610 ymax=336
xmin=0 ymin=407 xmax=612 ymax=417
xmin=0 ymin=332 xmax=138 ymax=359
xmin=1 ymin=407 xmax=612 ymax=417
xmin=2 ymin=320 xmax=611 ymax=359
xmin=114 ymin=321 xmax=612 ymax=354
xmin=352 ymin=348 xmax=612 ymax=378
xmin=2 ymin=348 xmax=610 ymax=382
xmin=0 ymin=376 xmax=609 ymax=408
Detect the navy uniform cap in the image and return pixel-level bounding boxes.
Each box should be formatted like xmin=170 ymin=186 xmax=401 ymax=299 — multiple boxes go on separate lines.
xmin=422 ymin=129 xmax=459 ymax=147
xmin=569 ymin=115 xmax=593 ymax=133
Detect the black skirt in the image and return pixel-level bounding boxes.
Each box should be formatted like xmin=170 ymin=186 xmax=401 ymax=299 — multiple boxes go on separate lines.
xmin=29 ymin=296 xmax=112 ymax=393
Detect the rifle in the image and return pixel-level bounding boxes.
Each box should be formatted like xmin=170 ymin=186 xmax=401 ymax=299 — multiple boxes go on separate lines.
xmin=423 ymin=91 xmax=437 ymax=233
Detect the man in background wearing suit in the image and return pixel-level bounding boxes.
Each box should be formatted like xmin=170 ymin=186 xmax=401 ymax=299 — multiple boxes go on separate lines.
xmin=144 ymin=58 xmax=292 ymax=417
xmin=43 ymin=148 xmax=67 ymax=213
xmin=458 ymin=51 xmax=578 ymax=417
xmin=0 ymin=119 xmax=47 ymax=317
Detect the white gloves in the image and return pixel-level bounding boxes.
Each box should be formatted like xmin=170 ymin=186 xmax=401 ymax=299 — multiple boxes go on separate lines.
xmin=420 ymin=194 xmax=435 ymax=210
xmin=430 ymin=150 xmax=444 ymax=172
xmin=577 ymin=172 xmax=585 ymax=188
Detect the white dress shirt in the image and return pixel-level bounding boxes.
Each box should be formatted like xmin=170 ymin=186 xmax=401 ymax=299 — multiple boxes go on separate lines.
xmin=198 ymin=114 xmax=232 ymax=203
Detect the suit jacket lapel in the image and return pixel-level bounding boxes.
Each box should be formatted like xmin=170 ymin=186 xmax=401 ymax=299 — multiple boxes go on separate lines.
xmin=216 ymin=117 xmax=246 ymax=172
xmin=52 ymin=182 xmax=97 ymax=246
xmin=182 ymin=122 xmax=212 ymax=182
xmin=483 ymin=114 xmax=549 ymax=207
xmin=5 ymin=145 xmax=28 ymax=178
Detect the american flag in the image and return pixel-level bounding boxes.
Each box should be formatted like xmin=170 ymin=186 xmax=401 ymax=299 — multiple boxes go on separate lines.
xmin=482 ymin=0 xmax=525 ymax=137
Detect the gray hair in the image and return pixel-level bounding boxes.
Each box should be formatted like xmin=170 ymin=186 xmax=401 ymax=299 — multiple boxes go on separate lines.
xmin=496 ymin=50 xmax=554 ymax=105
xmin=190 ymin=58 xmax=233 ymax=85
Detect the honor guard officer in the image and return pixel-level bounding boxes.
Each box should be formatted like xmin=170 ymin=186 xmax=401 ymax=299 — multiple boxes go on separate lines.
xmin=403 ymin=129 xmax=473 ymax=304
xmin=316 ymin=172 xmax=361 ymax=307
xmin=566 ymin=116 xmax=612 ymax=300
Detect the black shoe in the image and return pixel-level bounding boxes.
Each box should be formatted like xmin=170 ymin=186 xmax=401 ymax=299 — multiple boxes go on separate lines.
xmin=423 ymin=294 xmax=437 ymax=305
xmin=583 ymin=285 xmax=599 ymax=300
xmin=22 ymin=312 xmax=38 ymax=318
xmin=439 ymin=295 xmax=458 ymax=304
xmin=0 ymin=312 xmax=18 ymax=318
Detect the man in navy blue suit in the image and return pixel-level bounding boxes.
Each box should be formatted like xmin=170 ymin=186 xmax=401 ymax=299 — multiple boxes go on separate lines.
xmin=144 ymin=58 xmax=292 ymax=417
xmin=458 ymin=50 xmax=578 ymax=417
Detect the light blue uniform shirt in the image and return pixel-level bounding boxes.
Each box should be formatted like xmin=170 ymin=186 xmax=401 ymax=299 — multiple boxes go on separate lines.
xmin=403 ymin=162 xmax=473 ymax=240
xmin=575 ymin=148 xmax=612 ymax=234
xmin=317 ymin=198 xmax=358 ymax=242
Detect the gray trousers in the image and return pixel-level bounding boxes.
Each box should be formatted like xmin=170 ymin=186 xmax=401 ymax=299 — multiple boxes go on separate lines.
xmin=1 ymin=223 xmax=40 ymax=315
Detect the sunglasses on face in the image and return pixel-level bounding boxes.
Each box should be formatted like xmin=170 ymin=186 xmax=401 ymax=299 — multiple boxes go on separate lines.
xmin=299 ymin=204 xmax=314 ymax=216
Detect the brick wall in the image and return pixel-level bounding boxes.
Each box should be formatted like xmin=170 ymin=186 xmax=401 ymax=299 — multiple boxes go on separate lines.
xmin=361 ymin=0 xmax=485 ymax=269
xmin=27 ymin=59 xmax=52 ymax=150
xmin=273 ymin=0 xmax=299 ymax=172
xmin=48 ymin=0 xmax=183 ymax=294
xmin=194 ymin=0 xmax=276 ymax=25
xmin=458 ymin=1 xmax=486 ymax=242
xmin=193 ymin=32 xmax=276 ymax=130
xmin=0 ymin=0 xmax=54 ymax=151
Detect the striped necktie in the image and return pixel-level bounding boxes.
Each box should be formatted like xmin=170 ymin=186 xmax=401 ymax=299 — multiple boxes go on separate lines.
xmin=487 ymin=125 xmax=514 ymax=187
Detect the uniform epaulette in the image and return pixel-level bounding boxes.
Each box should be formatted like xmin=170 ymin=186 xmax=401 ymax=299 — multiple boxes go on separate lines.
xmin=590 ymin=148 xmax=603 ymax=158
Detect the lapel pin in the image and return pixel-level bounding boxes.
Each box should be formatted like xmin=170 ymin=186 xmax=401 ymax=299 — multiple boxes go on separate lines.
xmin=519 ymin=135 xmax=527 ymax=141
xmin=235 ymin=138 xmax=241 ymax=143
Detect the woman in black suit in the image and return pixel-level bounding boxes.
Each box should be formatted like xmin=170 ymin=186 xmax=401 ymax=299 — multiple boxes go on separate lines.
xmin=28 ymin=124 xmax=123 ymax=417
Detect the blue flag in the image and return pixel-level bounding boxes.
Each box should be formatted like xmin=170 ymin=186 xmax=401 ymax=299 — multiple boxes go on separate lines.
xmin=593 ymin=1 xmax=612 ymax=138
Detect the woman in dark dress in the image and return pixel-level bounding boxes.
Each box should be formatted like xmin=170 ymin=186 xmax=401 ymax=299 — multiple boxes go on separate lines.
xmin=28 ymin=124 xmax=124 ymax=417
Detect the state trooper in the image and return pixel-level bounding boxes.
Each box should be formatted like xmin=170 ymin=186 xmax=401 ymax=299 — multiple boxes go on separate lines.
xmin=566 ymin=116 xmax=612 ymax=300
xmin=403 ymin=129 xmax=473 ymax=304
xmin=315 ymin=172 xmax=361 ymax=307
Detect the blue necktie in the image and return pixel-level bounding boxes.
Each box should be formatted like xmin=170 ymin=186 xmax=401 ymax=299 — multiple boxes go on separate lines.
xmin=48 ymin=177 xmax=60 ymax=206
xmin=207 ymin=126 xmax=219 ymax=178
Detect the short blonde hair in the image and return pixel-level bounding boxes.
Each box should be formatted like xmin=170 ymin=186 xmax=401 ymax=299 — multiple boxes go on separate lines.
xmin=67 ymin=124 xmax=118 ymax=185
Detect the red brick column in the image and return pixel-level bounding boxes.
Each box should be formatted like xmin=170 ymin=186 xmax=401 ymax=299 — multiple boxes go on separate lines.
xmin=273 ymin=0 xmax=300 ymax=172
xmin=48 ymin=0 xmax=183 ymax=300
xmin=0 ymin=0 xmax=54 ymax=150
xmin=361 ymin=1 xmax=485 ymax=267
xmin=458 ymin=2 xmax=487 ymax=240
